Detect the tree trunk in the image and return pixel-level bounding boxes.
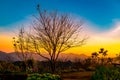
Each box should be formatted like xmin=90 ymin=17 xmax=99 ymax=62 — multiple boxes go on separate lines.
xmin=24 ymin=61 xmax=28 ymax=72
xmin=50 ymin=60 xmax=56 ymax=73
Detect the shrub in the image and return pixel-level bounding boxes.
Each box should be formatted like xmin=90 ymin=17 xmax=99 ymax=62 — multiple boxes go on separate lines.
xmin=27 ymin=73 xmax=40 ymax=80
xmin=91 ymin=66 xmax=120 ymax=80
xmin=27 ymin=73 xmax=61 ymax=80
xmin=0 ymin=61 xmax=20 ymax=73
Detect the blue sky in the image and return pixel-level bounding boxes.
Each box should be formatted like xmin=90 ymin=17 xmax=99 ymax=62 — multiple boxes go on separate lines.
xmin=1 ymin=0 xmax=120 ymax=55
xmin=0 ymin=0 xmax=120 ymax=31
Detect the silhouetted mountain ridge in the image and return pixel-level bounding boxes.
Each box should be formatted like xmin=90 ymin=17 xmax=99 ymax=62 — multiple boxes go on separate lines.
xmin=0 ymin=51 xmax=88 ymax=62
xmin=0 ymin=51 xmax=16 ymax=61
xmin=0 ymin=51 xmax=8 ymax=61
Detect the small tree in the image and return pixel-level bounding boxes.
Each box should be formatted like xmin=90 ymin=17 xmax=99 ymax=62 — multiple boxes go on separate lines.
xmin=91 ymin=52 xmax=99 ymax=63
xmin=30 ymin=5 xmax=87 ymax=73
xmin=91 ymin=48 xmax=108 ymax=65
xmin=99 ymin=48 xmax=108 ymax=65
xmin=13 ymin=28 xmax=33 ymax=71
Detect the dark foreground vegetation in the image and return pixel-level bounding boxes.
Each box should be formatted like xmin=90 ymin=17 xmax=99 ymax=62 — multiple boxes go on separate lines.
xmin=0 ymin=73 xmax=61 ymax=80
xmin=92 ymin=66 xmax=120 ymax=80
xmin=0 ymin=52 xmax=120 ymax=80
xmin=0 ymin=48 xmax=120 ymax=80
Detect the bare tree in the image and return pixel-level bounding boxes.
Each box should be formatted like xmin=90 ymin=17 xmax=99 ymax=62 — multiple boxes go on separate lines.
xmin=29 ymin=5 xmax=87 ymax=73
xmin=13 ymin=28 xmax=33 ymax=71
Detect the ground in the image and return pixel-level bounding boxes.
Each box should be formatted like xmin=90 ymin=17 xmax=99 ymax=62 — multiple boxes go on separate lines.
xmin=61 ymin=71 xmax=94 ymax=80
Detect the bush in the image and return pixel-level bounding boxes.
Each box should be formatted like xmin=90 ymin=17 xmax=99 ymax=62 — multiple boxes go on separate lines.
xmin=91 ymin=66 xmax=120 ymax=80
xmin=27 ymin=73 xmax=61 ymax=80
xmin=0 ymin=61 xmax=20 ymax=73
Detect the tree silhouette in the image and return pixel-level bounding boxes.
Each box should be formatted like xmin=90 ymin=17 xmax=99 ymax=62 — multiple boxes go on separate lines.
xmin=91 ymin=52 xmax=99 ymax=64
xmin=29 ymin=4 xmax=87 ymax=73
xmin=99 ymin=48 xmax=108 ymax=57
xmin=99 ymin=48 xmax=108 ymax=65
xmin=91 ymin=48 xmax=108 ymax=65
xmin=92 ymin=52 xmax=99 ymax=58
xmin=13 ymin=28 xmax=33 ymax=71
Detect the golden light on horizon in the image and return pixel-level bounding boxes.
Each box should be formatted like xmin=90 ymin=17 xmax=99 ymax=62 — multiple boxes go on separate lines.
xmin=0 ymin=34 xmax=14 ymax=53
xmin=1 ymin=28 xmax=120 ymax=58
xmin=65 ymin=40 xmax=120 ymax=57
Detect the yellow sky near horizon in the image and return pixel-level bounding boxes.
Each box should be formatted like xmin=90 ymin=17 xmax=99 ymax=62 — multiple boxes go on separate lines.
xmin=1 ymin=22 xmax=120 ymax=58
xmin=0 ymin=34 xmax=14 ymax=53
xmin=65 ymin=42 xmax=120 ymax=57
xmin=0 ymin=33 xmax=120 ymax=57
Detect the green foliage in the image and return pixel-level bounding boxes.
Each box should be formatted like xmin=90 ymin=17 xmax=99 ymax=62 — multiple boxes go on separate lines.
xmin=27 ymin=73 xmax=40 ymax=80
xmin=27 ymin=73 xmax=61 ymax=80
xmin=91 ymin=66 xmax=120 ymax=80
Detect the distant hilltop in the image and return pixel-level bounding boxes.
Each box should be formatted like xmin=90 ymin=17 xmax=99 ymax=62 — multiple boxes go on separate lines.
xmin=0 ymin=51 xmax=89 ymax=62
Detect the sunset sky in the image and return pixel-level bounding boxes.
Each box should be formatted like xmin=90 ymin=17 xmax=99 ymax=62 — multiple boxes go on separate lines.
xmin=1 ymin=0 xmax=120 ymax=57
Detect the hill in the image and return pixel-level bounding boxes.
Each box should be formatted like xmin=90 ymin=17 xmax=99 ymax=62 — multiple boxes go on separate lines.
xmin=0 ymin=51 xmax=89 ymax=62
xmin=0 ymin=51 xmax=17 ymax=62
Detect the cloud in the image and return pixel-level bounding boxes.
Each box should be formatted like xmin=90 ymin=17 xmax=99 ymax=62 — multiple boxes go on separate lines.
xmin=84 ymin=20 xmax=120 ymax=45
xmin=105 ymin=22 xmax=120 ymax=39
xmin=77 ymin=21 xmax=120 ymax=57
xmin=98 ymin=21 xmax=120 ymax=40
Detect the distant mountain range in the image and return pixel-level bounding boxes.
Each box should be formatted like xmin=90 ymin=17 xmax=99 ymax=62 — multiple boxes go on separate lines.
xmin=0 ymin=51 xmax=89 ymax=62
xmin=0 ymin=51 xmax=18 ymax=62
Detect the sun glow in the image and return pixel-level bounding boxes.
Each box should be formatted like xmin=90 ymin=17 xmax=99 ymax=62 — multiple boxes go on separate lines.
xmin=64 ymin=41 xmax=120 ymax=57
xmin=1 ymin=22 xmax=120 ymax=58
xmin=0 ymin=33 xmax=14 ymax=52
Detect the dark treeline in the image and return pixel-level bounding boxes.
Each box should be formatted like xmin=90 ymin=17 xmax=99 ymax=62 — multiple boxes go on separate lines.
xmin=0 ymin=56 xmax=114 ymax=74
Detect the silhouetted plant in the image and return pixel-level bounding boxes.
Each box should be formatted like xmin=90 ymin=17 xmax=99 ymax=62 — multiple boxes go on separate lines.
xmin=107 ymin=57 xmax=113 ymax=65
xmin=116 ymin=53 xmax=120 ymax=63
xmin=13 ymin=28 xmax=33 ymax=72
xmin=27 ymin=59 xmax=35 ymax=72
xmin=99 ymin=48 xmax=108 ymax=65
xmin=91 ymin=66 xmax=120 ymax=80
xmin=27 ymin=59 xmax=34 ymax=68
xmin=99 ymin=48 xmax=108 ymax=57
xmin=0 ymin=61 xmax=20 ymax=73
xmin=84 ymin=58 xmax=93 ymax=70
xmin=91 ymin=52 xmax=99 ymax=64
xmin=91 ymin=48 xmax=108 ymax=65
xmin=28 ymin=4 xmax=87 ymax=73
xmin=73 ymin=58 xmax=84 ymax=71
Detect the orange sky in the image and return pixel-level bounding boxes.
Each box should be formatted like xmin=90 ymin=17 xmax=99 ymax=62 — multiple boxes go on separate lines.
xmin=1 ymin=22 xmax=120 ymax=57
xmin=0 ymin=32 xmax=120 ymax=57
xmin=0 ymin=33 xmax=14 ymax=53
